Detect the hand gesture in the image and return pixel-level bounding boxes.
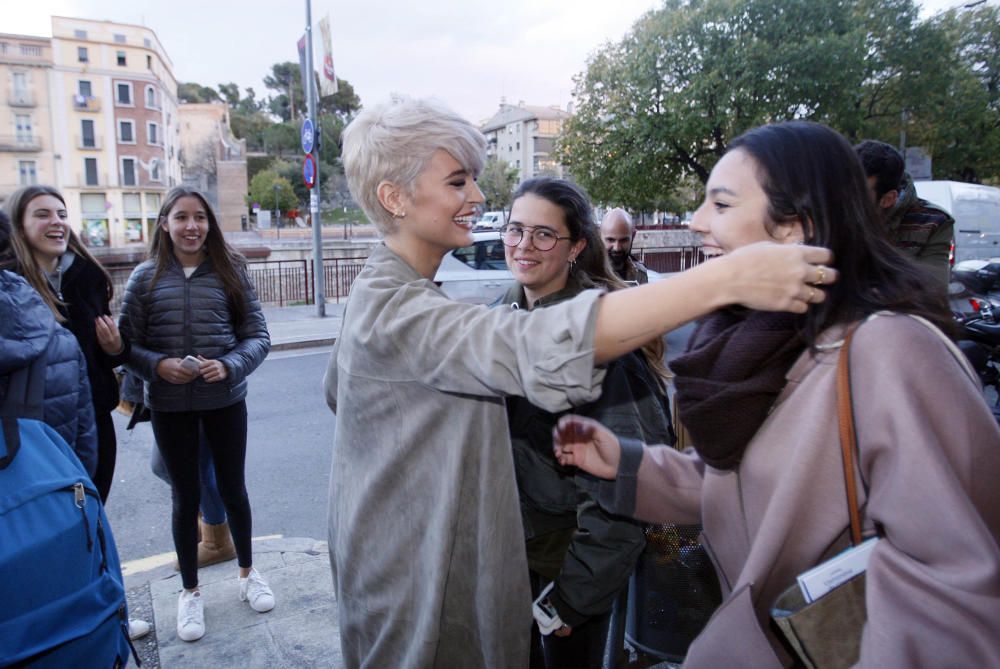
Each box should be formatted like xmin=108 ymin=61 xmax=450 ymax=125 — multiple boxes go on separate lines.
xmin=94 ymin=315 xmax=124 ymax=355
xmin=723 ymin=242 xmax=837 ymax=313
xmin=197 ymin=356 xmax=229 ymax=383
xmin=552 ymin=415 xmax=622 ymax=480
xmin=156 ymin=357 xmax=201 ymax=384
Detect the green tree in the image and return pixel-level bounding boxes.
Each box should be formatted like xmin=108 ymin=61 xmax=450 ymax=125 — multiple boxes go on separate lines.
xmin=262 ymin=122 xmax=300 ymax=156
xmin=178 ymin=82 xmax=220 ymax=103
xmin=558 ymin=0 xmax=1000 ymax=205
xmin=910 ymin=4 xmax=1000 ymax=182
xmin=248 ymin=170 xmax=297 ymax=213
xmin=230 ymin=110 xmax=271 ymax=152
xmin=320 ymin=77 xmax=361 ymax=120
xmin=478 ymin=158 xmax=519 ymax=212
xmin=264 ymin=62 xmax=304 ymax=122
xmin=217 ymin=82 xmax=241 ymax=108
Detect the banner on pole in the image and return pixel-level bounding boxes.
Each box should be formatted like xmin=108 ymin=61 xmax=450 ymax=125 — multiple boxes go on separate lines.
xmin=297 ymin=34 xmax=310 ymax=100
xmin=319 ymin=15 xmax=338 ymax=97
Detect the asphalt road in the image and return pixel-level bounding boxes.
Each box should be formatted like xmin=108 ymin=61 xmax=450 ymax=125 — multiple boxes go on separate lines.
xmin=105 ymin=347 xmax=337 ymax=564
xmin=106 ymin=325 xmax=696 ymax=566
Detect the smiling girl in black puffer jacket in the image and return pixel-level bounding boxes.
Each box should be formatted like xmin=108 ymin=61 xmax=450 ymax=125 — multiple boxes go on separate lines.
xmin=119 ymin=187 xmax=271 ymax=644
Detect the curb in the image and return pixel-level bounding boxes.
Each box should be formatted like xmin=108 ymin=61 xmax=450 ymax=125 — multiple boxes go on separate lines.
xmin=269 ymin=337 xmax=337 ymax=352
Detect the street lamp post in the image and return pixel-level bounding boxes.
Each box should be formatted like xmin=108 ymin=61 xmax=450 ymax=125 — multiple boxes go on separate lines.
xmin=273 ymin=183 xmax=281 ymax=241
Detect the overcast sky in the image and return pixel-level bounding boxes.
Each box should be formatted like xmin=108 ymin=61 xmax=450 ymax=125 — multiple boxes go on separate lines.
xmin=4 ymin=0 xmax=986 ymax=125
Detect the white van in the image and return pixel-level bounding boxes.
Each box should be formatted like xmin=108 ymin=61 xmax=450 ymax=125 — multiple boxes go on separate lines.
xmin=477 ymin=211 xmax=507 ymax=230
xmin=914 ymin=180 xmax=1000 ymax=263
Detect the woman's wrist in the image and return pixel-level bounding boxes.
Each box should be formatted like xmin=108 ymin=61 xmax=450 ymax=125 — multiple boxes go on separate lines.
xmin=690 ymin=255 xmax=736 ymax=311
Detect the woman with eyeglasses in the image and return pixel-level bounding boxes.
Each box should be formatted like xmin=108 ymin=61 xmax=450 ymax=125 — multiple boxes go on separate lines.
xmin=496 ymin=178 xmax=674 ymax=669
xmin=324 ymin=97 xmax=835 ymax=668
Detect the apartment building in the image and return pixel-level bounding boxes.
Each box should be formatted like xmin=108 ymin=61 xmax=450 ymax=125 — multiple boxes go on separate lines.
xmin=0 ymin=34 xmax=57 ymax=201
xmin=48 ymin=17 xmax=181 ymax=248
xmin=481 ymin=100 xmax=571 ymax=182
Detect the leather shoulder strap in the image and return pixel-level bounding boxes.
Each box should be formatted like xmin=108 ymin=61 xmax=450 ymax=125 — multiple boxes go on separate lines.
xmin=836 ymin=325 xmax=863 ymax=546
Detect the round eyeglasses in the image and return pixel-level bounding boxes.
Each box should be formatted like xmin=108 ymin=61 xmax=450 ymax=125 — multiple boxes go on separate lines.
xmin=500 ymin=224 xmax=573 ymax=252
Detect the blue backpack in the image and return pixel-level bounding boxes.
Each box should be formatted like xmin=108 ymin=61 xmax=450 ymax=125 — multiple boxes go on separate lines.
xmin=0 ymin=343 xmax=138 ymax=667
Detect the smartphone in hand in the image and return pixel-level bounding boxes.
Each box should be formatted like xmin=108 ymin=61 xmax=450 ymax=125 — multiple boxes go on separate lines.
xmin=180 ymin=355 xmax=201 ymax=373
xmin=532 ymin=582 xmax=564 ymax=635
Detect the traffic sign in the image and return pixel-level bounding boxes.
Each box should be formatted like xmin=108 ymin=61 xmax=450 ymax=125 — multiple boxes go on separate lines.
xmin=303 ymin=154 xmax=317 ymax=189
xmin=301 ymin=118 xmax=315 ymax=155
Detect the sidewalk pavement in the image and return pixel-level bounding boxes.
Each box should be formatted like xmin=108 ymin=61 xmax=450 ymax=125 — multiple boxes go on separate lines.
xmin=126 ymin=537 xmax=343 ymax=668
xmin=262 ymin=302 xmax=346 ymax=353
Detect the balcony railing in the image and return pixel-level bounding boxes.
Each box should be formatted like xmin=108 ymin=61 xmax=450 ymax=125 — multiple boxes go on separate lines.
xmin=76 ymin=135 xmax=102 ymax=150
xmin=76 ymin=171 xmax=110 ymax=188
xmin=0 ymin=135 xmax=41 ymax=152
xmin=8 ymin=89 xmax=35 ymax=107
xmin=73 ymin=95 xmax=101 ymax=112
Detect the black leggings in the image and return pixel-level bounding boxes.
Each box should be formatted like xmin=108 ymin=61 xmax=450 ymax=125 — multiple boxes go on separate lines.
xmin=151 ymin=400 xmax=253 ymax=590
xmin=93 ymin=411 xmax=117 ymax=504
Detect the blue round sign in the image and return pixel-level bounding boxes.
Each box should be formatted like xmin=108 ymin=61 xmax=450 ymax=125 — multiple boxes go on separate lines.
xmin=301 ymin=118 xmax=315 ymax=155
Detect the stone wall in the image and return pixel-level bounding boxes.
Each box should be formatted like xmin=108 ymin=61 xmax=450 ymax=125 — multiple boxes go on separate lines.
xmin=635 ymin=228 xmax=702 ymax=248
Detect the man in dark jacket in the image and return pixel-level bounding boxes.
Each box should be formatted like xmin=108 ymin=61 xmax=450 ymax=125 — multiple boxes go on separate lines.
xmin=600 ymin=209 xmax=650 ymax=285
xmin=855 ymin=140 xmax=954 ymax=287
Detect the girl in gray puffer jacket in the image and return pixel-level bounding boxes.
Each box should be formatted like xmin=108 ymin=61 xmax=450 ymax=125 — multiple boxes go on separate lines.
xmin=118 ymin=187 xmax=271 ymax=643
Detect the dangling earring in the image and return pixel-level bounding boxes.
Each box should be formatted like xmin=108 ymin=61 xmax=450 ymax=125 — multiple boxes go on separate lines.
xmin=568 ymin=257 xmax=576 ymax=271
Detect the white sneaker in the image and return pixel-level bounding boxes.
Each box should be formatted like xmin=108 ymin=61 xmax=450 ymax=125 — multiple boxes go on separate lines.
xmin=239 ymin=568 xmax=275 ymax=612
xmin=176 ymin=589 xmax=205 ymax=642
xmin=128 ymin=618 xmax=151 ymax=640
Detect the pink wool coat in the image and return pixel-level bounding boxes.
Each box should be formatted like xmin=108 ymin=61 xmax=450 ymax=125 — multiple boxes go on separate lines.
xmin=599 ymin=314 xmax=1000 ymax=668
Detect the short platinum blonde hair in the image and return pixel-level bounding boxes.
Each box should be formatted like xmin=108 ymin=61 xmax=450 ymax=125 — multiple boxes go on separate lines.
xmin=342 ymin=96 xmax=486 ymax=234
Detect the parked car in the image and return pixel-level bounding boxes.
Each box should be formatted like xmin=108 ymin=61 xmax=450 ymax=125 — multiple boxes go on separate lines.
xmin=434 ymin=231 xmax=515 ymax=303
xmin=476 ymin=211 xmax=508 ymax=230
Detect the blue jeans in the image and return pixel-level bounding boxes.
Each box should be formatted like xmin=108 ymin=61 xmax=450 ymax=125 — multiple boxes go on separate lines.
xmin=150 ymin=424 xmax=227 ymax=525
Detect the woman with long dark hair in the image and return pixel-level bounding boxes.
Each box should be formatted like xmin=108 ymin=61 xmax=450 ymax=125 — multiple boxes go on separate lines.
xmin=553 ymin=121 xmax=1000 ymax=668
xmin=497 ymin=178 xmax=674 ymax=668
xmin=119 ymin=187 xmax=272 ymax=643
xmin=3 ymin=185 xmax=122 ymax=503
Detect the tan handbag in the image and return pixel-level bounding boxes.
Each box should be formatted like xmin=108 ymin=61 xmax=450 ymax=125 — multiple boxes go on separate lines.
xmin=770 ymin=325 xmax=868 ymax=669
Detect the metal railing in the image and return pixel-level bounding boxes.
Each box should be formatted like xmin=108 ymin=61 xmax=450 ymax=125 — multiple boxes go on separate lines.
xmin=246 ymin=259 xmax=312 ymax=306
xmin=637 ymin=246 xmax=706 ymax=273
xmin=104 ymin=246 xmax=703 ymax=313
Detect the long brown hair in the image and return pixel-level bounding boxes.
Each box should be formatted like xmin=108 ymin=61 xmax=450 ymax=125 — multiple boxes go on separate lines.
xmin=511 ymin=178 xmax=671 ymax=386
xmin=727 ymin=122 xmax=954 ymax=343
xmin=149 ymin=187 xmax=249 ymax=327
xmin=2 ymin=184 xmax=113 ymax=321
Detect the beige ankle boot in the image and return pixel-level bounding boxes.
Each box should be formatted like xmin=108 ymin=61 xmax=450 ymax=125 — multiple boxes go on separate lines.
xmin=197 ymin=517 xmax=237 ymax=567
xmin=173 ymin=517 xmax=236 ymax=570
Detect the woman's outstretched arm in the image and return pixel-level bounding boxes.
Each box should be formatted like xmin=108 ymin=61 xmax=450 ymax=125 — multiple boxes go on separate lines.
xmin=593 ymin=242 xmax=834 ymax=364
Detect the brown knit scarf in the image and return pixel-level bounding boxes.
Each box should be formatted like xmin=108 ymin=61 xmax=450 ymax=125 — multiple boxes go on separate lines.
xmin=671 ymin=309 xmax=806 ymax=470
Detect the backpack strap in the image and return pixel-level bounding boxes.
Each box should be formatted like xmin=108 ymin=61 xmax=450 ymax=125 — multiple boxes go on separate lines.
xmin=0 ymin=331 xmax=51 ymax=469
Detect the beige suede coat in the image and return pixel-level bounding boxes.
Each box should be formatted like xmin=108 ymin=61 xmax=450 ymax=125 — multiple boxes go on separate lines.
xmin=324 ymin=244 xmax=607 ymax=669
xmin=600 ymin=313 xmax=1000 ymax=668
